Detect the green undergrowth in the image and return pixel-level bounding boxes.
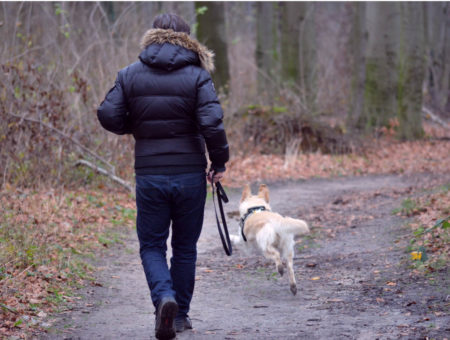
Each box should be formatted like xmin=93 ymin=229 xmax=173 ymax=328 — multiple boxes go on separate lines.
xmin=393 ymin=184 xmax=450 ymax=273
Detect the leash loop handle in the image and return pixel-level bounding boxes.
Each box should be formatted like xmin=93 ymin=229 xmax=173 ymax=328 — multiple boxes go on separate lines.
xmin=216 ymin=182 xmax=228 ymax=203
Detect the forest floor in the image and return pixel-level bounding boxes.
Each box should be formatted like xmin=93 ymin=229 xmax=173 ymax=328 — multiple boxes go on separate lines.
xmin=1 ymin=126 xmax=449 ymax=339
xmin=41 ymin=172 xmax=449 ymax=340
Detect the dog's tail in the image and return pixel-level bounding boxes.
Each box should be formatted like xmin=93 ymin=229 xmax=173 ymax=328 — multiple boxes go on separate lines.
xmin=282 ymin=217 xmax=309 ymax=236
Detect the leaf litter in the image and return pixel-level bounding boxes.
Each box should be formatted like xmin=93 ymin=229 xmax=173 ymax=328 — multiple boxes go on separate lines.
xmin=1 ymin=126 xmax=449 ymax=338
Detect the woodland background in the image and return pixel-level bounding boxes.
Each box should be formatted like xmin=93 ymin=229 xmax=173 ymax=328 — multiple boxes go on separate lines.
xmin=0 ymin=1 xmax=448 ymax=189
xmin=0 ymin=2 xmax=449 ymax=338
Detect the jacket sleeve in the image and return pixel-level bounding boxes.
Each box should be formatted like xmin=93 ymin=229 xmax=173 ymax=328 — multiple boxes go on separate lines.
xmin=195 ymin=69 xmax=229 ymax=172
xmin=97 ymin=72 xmax=132 ymax=135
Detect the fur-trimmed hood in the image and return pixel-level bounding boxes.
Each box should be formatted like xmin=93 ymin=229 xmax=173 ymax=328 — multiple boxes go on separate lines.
xmin=139 ymin=28 xmax=215 ymax=73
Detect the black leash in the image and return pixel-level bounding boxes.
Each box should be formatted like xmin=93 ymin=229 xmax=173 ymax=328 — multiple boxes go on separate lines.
xmin=211 ymin=181 xmax=232 ymax=256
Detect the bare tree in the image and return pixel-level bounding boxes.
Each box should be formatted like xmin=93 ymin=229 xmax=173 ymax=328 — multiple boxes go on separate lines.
xmin=255 ymin=2 xmax=280 ymax=99
xmin=279 ymin=2 xmax=316 ymax=107
xmin=354 ymin=3 xmax=427 ymax=139
xmin=396 ymin=2 xmax=426 ymax=139
xmin=424 ymin=2 xmax=450 ymax=116
xmin=359 ymin=2 xmax=401 ymax=132
xmin=225 ymin=2 xmax=257 ymax=111
xmin=347 ymin=2 xmax=367 ymax=129
xmin=195 ymin=2 xmax=230 ymax=92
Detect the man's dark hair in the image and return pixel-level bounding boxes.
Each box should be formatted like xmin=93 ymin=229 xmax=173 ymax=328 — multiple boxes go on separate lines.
xmin=152 ymin=13 xmax=190 ymax=35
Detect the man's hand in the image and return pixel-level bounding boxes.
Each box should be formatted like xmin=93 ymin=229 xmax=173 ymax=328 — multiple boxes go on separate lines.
xmin=207 ymin=170 xmax=225 ymax=184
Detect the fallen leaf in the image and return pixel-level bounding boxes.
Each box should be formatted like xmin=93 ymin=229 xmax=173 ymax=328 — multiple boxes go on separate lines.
xmin=410 ymin=251 xmax=422 ymax=260
xmin=311 ymin=277 xmax=320 ymax=281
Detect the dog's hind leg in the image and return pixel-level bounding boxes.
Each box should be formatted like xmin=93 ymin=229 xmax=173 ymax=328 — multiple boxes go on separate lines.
xmin=263 ymin=244 xmax=284 ymax=276
xmin=286 ymin=250 xmax=297 ymax=295
xmin=256 ymin=227 xmax=284 ymax=275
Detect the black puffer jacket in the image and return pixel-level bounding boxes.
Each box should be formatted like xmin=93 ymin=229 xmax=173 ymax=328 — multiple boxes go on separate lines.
xmin=97 ymin=29 xmax=229 ymax=175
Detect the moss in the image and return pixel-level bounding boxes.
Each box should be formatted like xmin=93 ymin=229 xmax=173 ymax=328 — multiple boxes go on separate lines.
xmin=361 ymin=60 xmax=381 ymax=131
xmin=396 ymin=54 xmax=425 ymax=140
xmin=362 ymin=58 xmax=400 ymax=133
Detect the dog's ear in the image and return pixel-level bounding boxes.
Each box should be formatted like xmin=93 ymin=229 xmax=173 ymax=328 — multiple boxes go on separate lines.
xmin=241 ymin=184 xmax=251 ymax=202
xmin=258 ymin=184 xmax=269 ymax=203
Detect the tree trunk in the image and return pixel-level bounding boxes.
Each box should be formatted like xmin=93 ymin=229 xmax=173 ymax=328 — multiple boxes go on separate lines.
xmin=255 ymin=2 xmax=279 ymax=99
xmin=280 ymin=2 xmax=301 ymax=85
xmin=280 ymin=2 xmax=316 ymax=106
xmin=101 ymin=2 xmax=116 ymax=25
xmin=360 ymin=3 xmax=401 ymax=132
xmin=195 ymin=2 xmax=230 ymax=93
xmin=424 ymin=2 xmax=450 ymax=115
xmin=396 ymin=3 xmax=425 ymax=140
xmin=298 ymin=3 xmax=316 ymax=106
xmin=356 ymin=3 xmax=426 ymax=139
xmin=347 ymin=2 xmax=367 ymax=130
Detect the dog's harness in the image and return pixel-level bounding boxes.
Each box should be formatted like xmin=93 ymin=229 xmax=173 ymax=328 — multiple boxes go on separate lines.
xmin=239 ymin=206 xmax=267 ymax=242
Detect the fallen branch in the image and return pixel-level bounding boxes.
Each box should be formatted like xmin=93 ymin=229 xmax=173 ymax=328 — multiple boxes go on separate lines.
xmin=75 ymin=159 xmax=133 ymax=193
xmin=422 ymin=107 xmax=449 ymax=128
xmin=0 ymin=303 xmax=18 ymax=314
xmin=6 ymin=111 xmax=116 ymax=174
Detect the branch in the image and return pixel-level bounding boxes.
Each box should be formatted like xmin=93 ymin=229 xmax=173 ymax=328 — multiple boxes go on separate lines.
xmin=422 ymin=106 xmax=449 ymax=128
xmin=75 ymin=159 xmax=133 ymax=193
xmin=7 ymin=111 xmax=116 ymax=173
xmin=0 ymin=303 xmax=18 ymax=314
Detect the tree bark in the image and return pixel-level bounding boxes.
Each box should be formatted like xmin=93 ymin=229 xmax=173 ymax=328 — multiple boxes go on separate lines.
xmin=279 ymin=2 xmax=316 ymax=106
xmin=396 ymin=2 xmax=425 ymax=140
xmin=424 ymin=2 xmax=450 ymax=115
xmin=101 ymin=2 xmax=116 ymax=25
xmin=255 ymin=2 xmax=279 ymax=98
xmin=360 ymin=3 xmax=401 ymax=131
xmin=280 ymin=2 xmax=301 ymax=86
xmin=347 ymin=2 xmax=367 ymax=130
xmin=355 ymin=3 xmax=426 ymax=139
xmin=298 ymin=2 xmax=316 ymax=106
xmin=195 ymin=2 xmax=230 ymax=93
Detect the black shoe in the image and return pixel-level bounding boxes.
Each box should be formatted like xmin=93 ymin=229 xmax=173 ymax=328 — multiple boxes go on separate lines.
xmin=155 ymin=297 xmax=178 ymax=340
xmin=174 ymin=316 xmax=193 ymax=333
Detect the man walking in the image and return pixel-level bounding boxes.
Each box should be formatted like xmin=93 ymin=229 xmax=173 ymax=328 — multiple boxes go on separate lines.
xmin=97 ymin=13 xmax=229 ymax=339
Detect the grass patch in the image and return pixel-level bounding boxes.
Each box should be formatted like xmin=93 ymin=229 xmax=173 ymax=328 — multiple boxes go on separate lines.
xmin=395 ymin=184 xmax=450 ymax=273
xmin=0 ymin=187 xmax=136 ymax=337
xmin=392 ymin=198 xmax=418 ymax=216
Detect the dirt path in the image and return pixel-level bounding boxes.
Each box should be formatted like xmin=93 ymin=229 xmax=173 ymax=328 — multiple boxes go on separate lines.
xmin=45 ymin=174 xmax=449 ymax=339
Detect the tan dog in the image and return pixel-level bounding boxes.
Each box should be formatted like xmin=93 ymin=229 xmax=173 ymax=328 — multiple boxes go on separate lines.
xmin=230 ymin=184 xmax=309 ymax=295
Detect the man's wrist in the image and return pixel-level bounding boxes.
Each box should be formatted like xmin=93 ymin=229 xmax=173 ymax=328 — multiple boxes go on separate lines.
xmin=210 ymin=165 xmax=226 ymax=173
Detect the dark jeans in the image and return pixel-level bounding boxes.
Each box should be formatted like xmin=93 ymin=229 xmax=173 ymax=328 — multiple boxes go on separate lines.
xmin=135 ymin=172 xmax=206 ymax=318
